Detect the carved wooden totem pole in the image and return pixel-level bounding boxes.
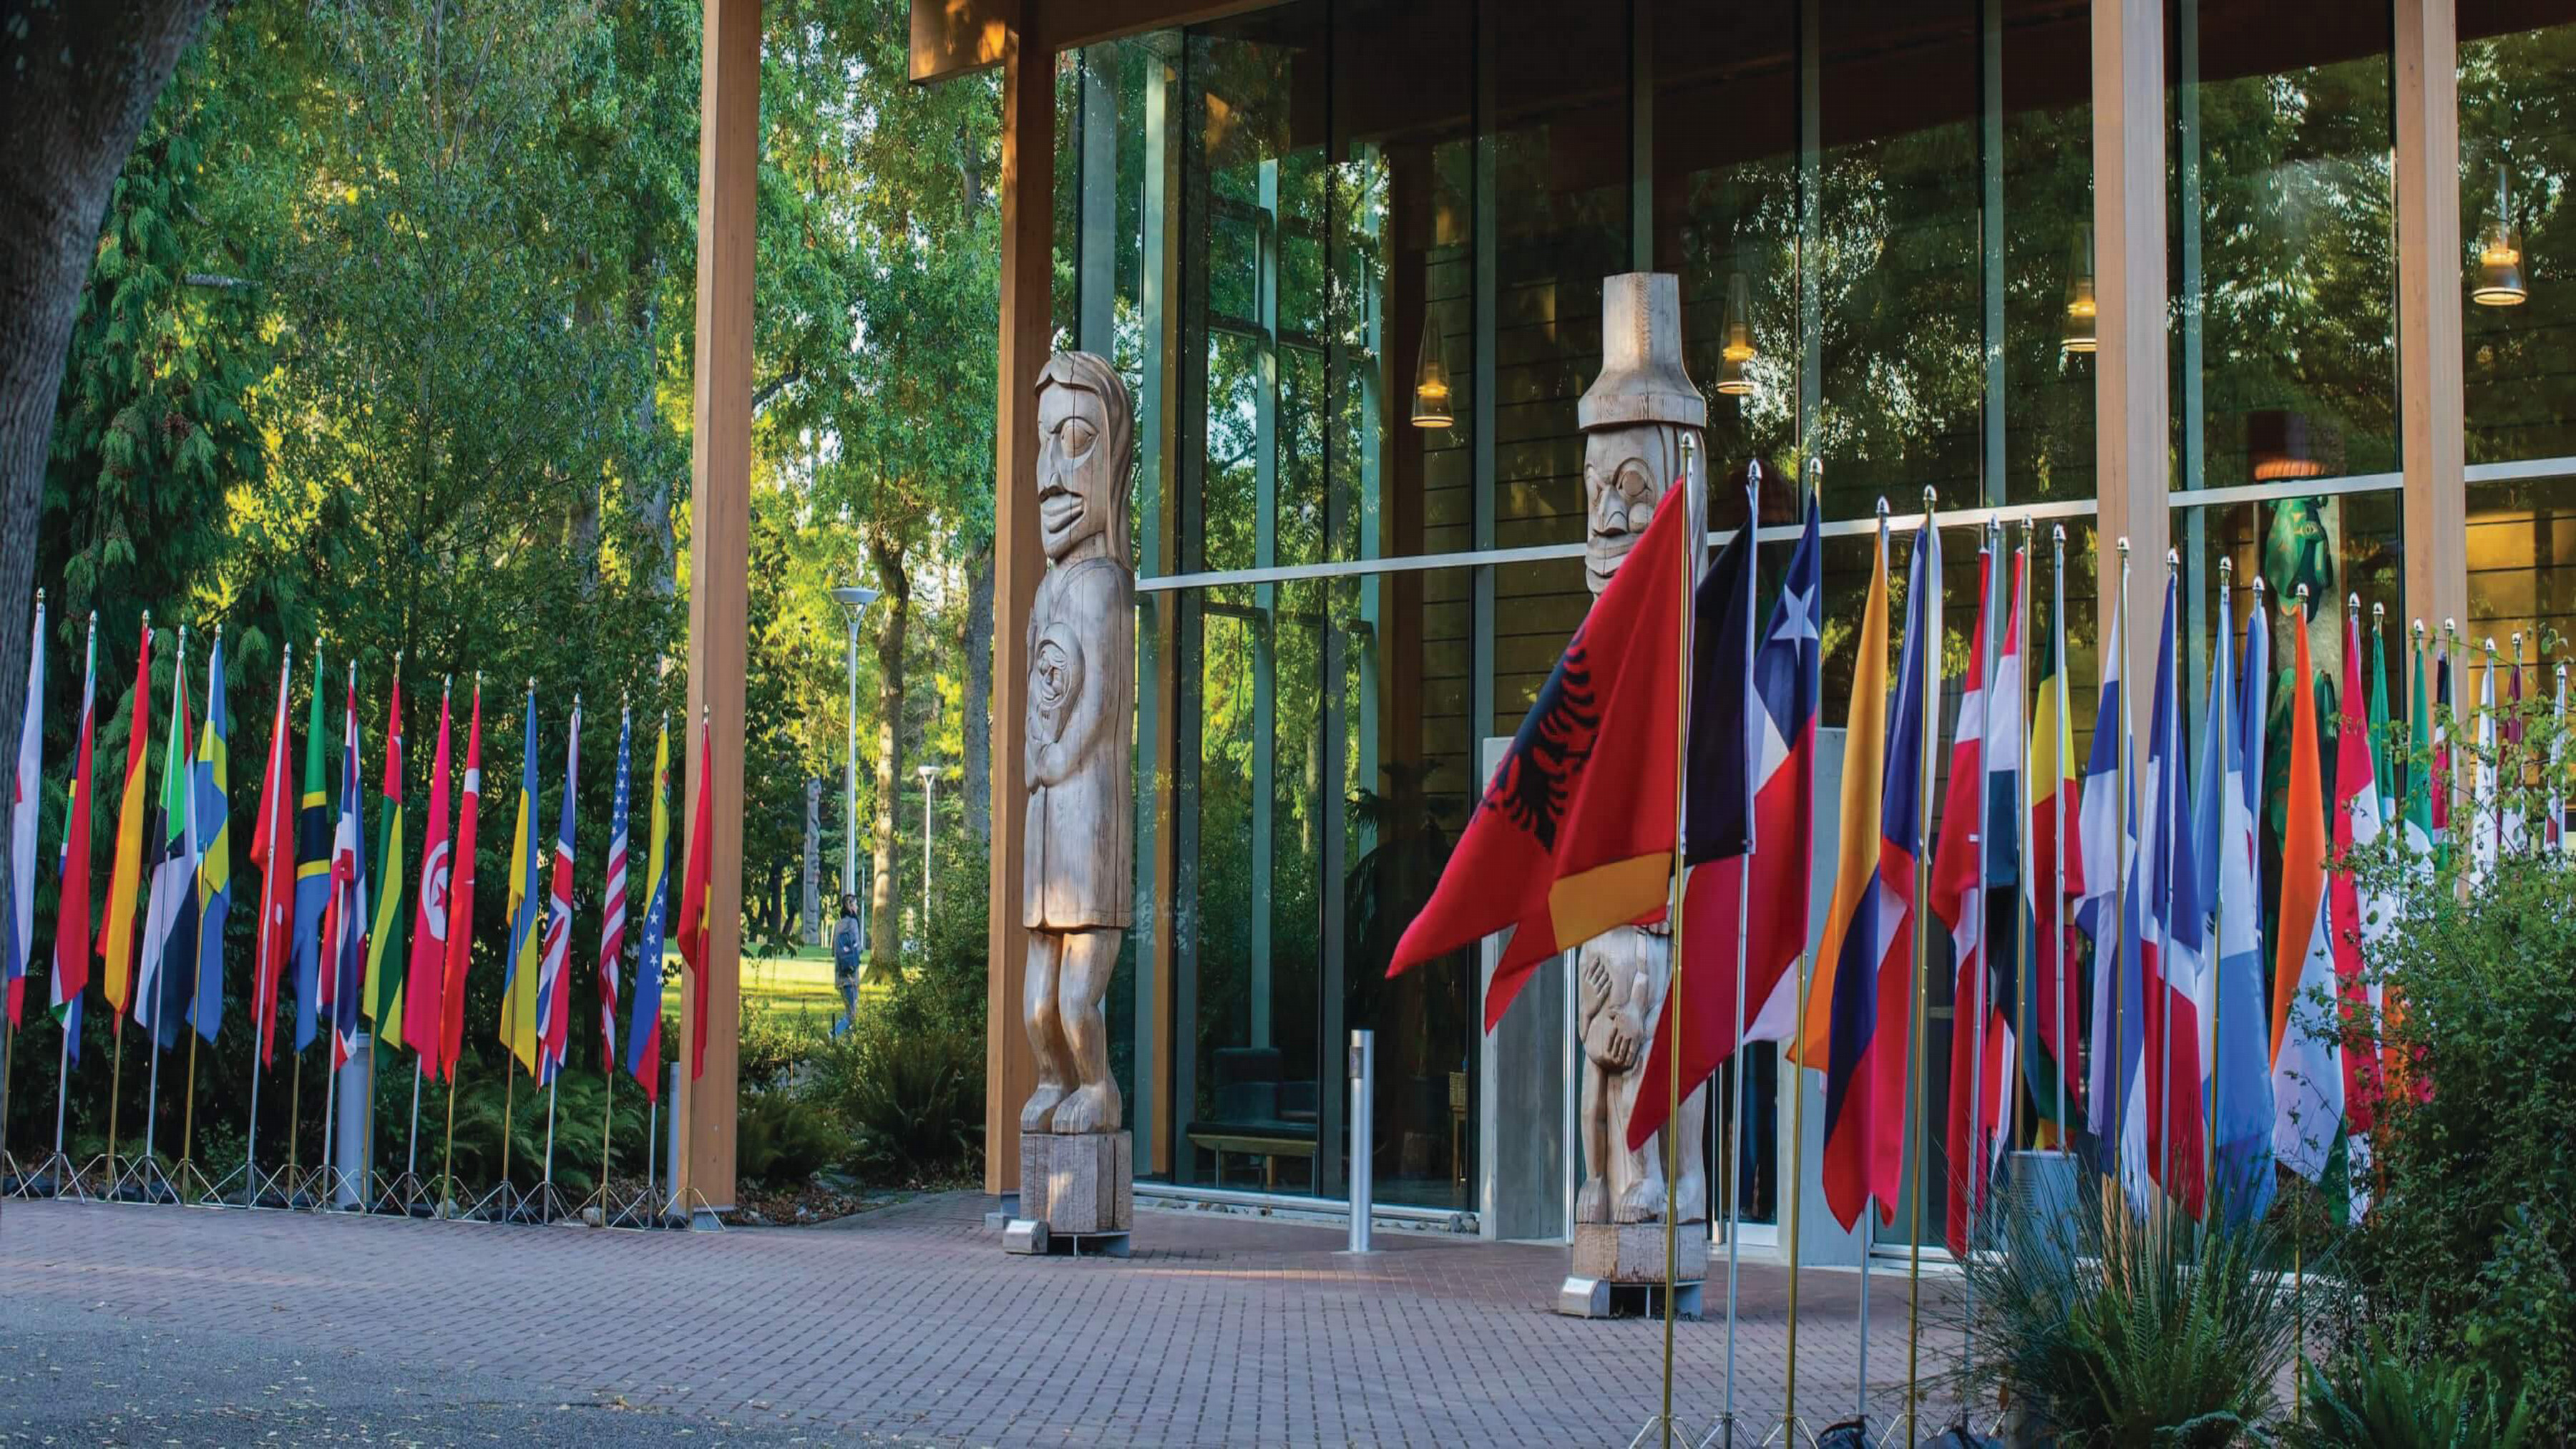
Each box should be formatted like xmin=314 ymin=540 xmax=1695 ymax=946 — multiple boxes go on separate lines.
xmin=1561 ymin=273 xmax=1712 ymax=1314
xmin=1005 ymin=351 xmax=1136 ymax=1256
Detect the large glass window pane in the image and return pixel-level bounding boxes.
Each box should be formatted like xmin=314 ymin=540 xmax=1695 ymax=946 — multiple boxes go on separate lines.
xmin=1815 ymin=1 xmax=1984 ymax=521
xmin=2001 ymin=3 xmax=2098 ymax=507
xmin=2462 ymin=4 xmax=2576 ymax=657
xmin=2169 ymin=2 xmax=2396 ymax=492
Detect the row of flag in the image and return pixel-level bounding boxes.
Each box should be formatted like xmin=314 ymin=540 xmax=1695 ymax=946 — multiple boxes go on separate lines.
xmin=1388 ymin=474 xmax=2561 ymax=1246
xmin=0 ymin=603 xmax=725 ymax=1109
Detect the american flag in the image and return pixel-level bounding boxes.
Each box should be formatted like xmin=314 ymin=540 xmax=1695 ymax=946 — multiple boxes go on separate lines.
xmin=597 ymin=707 xmax=631 ymax=1067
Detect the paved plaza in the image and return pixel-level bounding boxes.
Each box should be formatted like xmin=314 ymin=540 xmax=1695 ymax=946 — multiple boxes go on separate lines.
xmin=0 ymin=1193 xmax=1961 ymax=1445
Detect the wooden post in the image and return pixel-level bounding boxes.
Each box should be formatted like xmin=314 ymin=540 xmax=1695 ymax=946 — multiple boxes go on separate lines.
xmin=682 ymin=0 xmax=759 ymax=1214
xmin=986 ymin=22 xmax=1054 ymax=1197
xmin=2396 ymin=0 xmax=2469 ymax=633
xmin=2093 ymin=0 xmax=2170 ymax=688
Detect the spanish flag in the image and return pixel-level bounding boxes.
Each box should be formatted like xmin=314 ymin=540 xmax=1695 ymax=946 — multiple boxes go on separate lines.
xmin=98 ymin=617 xmax=155 ymax=1023
xmin=1385 ymin=481 xmax=1694 ymax=1028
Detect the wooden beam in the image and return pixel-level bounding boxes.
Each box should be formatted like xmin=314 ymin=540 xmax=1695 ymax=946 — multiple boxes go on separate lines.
xmin=985 ymin=26 xmax=1052 ymax=1197
xmin=2092 ymin=0 xmax=2169 ymax=693
xmin=910 ymin=0 xmax=1015 ymax=84
xmin=910 ymin=0 xmax=1269 ymax=82
xmin=2396 ymin=0 xmax=2469 ymax=635
xmin=680 ymin=0 xmax=758 ymax=1214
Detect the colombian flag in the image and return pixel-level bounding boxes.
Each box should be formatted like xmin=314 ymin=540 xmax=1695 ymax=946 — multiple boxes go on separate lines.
xmin=98 ymin=618 xmax=154 ymax=1025
xmin=1386 ymin=480 xmax=1694 ymax=1027
xmin=1792 ymin=513 xmax=1908 ymax=1232
xmin=625 ymin=715 xmax=673 ymax=1098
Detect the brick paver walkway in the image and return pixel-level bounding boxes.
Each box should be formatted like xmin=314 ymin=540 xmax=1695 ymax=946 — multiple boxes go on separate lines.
xmin=0 ymin=1194 xmax=1963 ymax=1445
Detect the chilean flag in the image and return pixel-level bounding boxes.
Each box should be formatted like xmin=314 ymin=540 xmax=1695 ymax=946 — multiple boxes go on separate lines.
xmin=1630 ymin=484 xmax=1820 ymax=1150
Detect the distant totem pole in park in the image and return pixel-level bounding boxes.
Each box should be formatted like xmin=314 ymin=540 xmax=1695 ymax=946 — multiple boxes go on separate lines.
xmin=1006 ymin=351 xmax=1136 ymax=1255
xmin=1563 ymin=273 xmax=1710 ymax=1312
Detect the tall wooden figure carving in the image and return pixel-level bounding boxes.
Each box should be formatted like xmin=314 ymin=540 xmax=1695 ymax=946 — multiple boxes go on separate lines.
xmin=1560 ymin=273 xmax=1712 ymax=1317
xmin=1004 ymin=351 xmax=1136 ymax=1257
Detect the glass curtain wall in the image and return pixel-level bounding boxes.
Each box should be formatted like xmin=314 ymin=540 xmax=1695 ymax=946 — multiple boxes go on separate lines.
xmin=2462 ymin=1 xmax=2576 ymax=657
xmin=1085 ymin=0 xmax=2097 ymax=1237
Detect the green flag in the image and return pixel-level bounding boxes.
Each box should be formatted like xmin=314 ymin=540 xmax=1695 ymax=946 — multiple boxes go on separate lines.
xmin=2404 ymin=629 xmax=2434 ymax=857
xmin=363 ymin=668 xmax=408 ymax=1047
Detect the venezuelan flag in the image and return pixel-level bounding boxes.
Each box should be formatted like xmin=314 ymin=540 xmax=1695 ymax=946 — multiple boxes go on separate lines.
xmin=499 ymin=685 xmax=545 ymax=1075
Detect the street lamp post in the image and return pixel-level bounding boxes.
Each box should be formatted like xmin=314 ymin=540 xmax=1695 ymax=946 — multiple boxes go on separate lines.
xmin=829 ymin=585 xmax=879 ymax=942
xmin=916 ymin=763 xmax=937 ymax=937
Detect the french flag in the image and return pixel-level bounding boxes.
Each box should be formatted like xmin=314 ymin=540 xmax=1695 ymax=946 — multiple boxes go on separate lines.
xmin=1630 ymin=484 xmax=1820 ymax=1151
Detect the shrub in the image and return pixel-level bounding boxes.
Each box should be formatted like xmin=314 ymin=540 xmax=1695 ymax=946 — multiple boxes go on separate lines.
xmin=735 ymin=1091 xmax=847 ymax=1186
xmin=2347 ymin=839 xmax=2576 ymax=1435
xmin=1953 ymin=1180 xmax=2301 ymax=1446
xmin=841 ymin=1026 xmax=982 ymax=1185
xmin=737 ymin=997 xmax=823 ymax=1093
xmin=2285 ymin=1330 xmax=2534 ymax=1449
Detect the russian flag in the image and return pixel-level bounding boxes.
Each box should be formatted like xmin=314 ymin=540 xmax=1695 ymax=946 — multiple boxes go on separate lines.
xmin=2131 ymin=572 xmax=2205 ymax=1219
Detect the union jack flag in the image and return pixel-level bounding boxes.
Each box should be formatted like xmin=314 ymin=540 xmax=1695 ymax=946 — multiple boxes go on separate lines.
xmin=537 ymin=701 xmax=579 ymax=1083
xmin=597 ymin=707 xmax=631 ymax=1068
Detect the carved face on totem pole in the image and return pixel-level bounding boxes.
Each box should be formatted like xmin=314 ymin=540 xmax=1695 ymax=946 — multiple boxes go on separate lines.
xmin=1580 ymin=273 xmax=1707 ymax=598
xmin=1035 ymin=352 xmax=1135 ymax=568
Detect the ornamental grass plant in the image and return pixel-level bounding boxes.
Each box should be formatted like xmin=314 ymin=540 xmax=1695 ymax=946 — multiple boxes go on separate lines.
xmin=1950 ymin=1179 xmax=2303 ymax=1447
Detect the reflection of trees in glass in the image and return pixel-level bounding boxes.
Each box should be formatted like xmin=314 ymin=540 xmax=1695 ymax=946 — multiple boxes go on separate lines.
xmin=2183 ymin=45 xmax=2396 ymax=486
xmin=2461 ymin=18 xmax=2576 ymax=463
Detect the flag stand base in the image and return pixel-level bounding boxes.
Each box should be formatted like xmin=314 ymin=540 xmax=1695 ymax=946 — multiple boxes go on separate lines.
xmin=371 ymin=1170 xmax=436 ymax=1219
xmin=1751 ymin=1413 xmax=1823 ymax=1448
xmin=172 ymin=1158 xmax=223 ymax=1207
xmin=3 ymin=1151 xmax=84 ymax=1201
xmin=204 ymin=1161 xmax=296 ymax=1209
xmin=298 ymin=1162 xmax=362 ymax=1211
xmin=104 ymin=1154 xmax=180 ymax=1205
xmin=1629 ymin=1414 xmax=1684 ymax=1449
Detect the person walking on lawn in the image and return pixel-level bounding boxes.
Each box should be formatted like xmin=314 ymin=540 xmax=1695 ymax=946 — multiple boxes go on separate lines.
xmin=831 ymin=894 xmax=864 ymax=1037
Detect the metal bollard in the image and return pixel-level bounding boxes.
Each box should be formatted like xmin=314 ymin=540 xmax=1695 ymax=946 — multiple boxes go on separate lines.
xmin=1347 ymin=1029 xmax=1375 ymax=1254
xmin=333 ymin=1033 xmax=372 ymax=1209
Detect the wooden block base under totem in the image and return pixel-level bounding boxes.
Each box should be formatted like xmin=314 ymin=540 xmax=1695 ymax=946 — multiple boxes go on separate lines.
xmin=1568 ymin=1220 xmax=1709 ymax=1285
xmin=1009 ymin=1131 xmax=1132 ymax=1243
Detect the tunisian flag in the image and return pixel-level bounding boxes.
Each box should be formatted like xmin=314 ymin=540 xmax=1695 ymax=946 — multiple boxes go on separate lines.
xmin=1387 ymin=481 xmax=1694 ymax=1028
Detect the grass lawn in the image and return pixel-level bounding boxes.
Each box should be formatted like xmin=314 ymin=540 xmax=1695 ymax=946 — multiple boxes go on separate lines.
xmin=650 ymin=947 xmax=847 ymax=1030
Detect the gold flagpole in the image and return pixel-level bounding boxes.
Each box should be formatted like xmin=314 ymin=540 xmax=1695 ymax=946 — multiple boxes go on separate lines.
xmin=599 ymin=1055 xmax=615 ymax=1218
xmin=439 ymin=1063 xmax=459 ymax=1215
xmin=286 ymin=1042 xmax=302 ymax=1192
xmin=1777 ymin=457 xmax=1823 ymax=1444
xmin=1903 ymin=489 xmax=1936 ymax=1447
xmin=2051 ymin=528 xmax=2070 ymax=1154
xmin=180 ymin=1028 xmax=200 ymax=1201
xmin=2108 ymin=541 xmax=2132 ymax=1204
xmin=499 ymin=1063 xmax=517 ymax=1211
xmin=1656 ymin=432 xmax=1701 ymax=1449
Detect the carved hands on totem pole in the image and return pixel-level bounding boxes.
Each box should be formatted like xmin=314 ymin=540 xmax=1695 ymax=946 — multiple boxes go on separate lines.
xmin=1020 ymin=351 xmax=1136 ymax=1137
xmin=1569 ymin=273 xmax=1709 ymax=1226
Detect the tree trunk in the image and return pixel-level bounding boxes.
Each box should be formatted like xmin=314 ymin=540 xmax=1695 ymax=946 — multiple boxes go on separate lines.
xmin=0 ymin=2 xmax=215 ymax=1015
xmin=866 ymin=531 xmax=912 ymax=972
xmin=801 ymin=776 xmax=821 ymax=947
xmin=962 ymin=545 xmax=993 ymax=842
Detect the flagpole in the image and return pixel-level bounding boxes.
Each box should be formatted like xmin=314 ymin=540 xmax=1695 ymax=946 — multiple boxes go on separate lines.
xmin=1713 ymin=461 xmax=1761 ymax=1448
xmin=286 ymin=1042 xmax=302 ymax=1196
xmin=54 ymin=1016 xmax=72 ymax=1173
xmin=440 ymin=1064 xmax=459 ymax=1217
xmin=2209 ymin=557 xmax=2234 ymax=1208
xmin=1654 ymin=431 xmax=1701 ymax=1449
xmin=180 ymin=1027 xmax=200 ymax=1201
xmin=498 ymin=1063 xmax=517 ymax=1217
xmin=542 ymin=1074 xmax=558 ymax=1219
xmin=404 ymin=1058 xmax=422 ymax=1207
xmin=2444 ymin=618 xmax=2459 ymax=864
xmin=2051 ymin=527 xmax=2069 ymax=1156
xmin=2108 ymin=540 xmax=2132 ymax=1200
xmin=1961 ymin=520 xmax=2000 ymax=1430
xmin=599 ymin=1058 xmax=615 ymax=1221
xmin=2159 ymin=550 xmax=2182 ymax=1227
xmin=2011 ymin=517 xmax=2034 ymax=1166
xmin=244 ymin=1045 xmax=262 ymax=1205
xmin=1855 ymin=498 xmax=1890 ymax=1433
xmin=320 ymin=1035 xmax=338 ymax=1205
xmin=144 ymin=1023 xmax=162 ymax=1182
xmin=104 ymin=1020 xmax=124 ymax=1194
xmin=1904 ymin=487 xmax=1937 ymax=1448
xmin=643 ymin=1093 xmax=658 ymax=1228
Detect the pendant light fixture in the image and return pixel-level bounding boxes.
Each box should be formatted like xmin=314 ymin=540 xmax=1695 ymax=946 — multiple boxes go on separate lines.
xmin=1715 ymin=272 xmax=1757 ymax=397
xmin=1410 ymin=311 xmax=1453 ymax=428
xmin=2473 ymin=163 xmax=2529 ymax=307
xmin=2249 ymin=408 xmax=2324 ymax=482
xmin=2062 ymin=224 xmax=2098 ymax=354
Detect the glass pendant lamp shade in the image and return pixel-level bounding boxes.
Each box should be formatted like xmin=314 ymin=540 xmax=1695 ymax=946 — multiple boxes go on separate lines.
xmin=2473 ymin=165 xmax=2529 ymax=307
xmin=2062 ymin=225 xmax=2099 ymax=354
xmin=1715 ymin=271 xmax=1756 ymax=396
xmin=1410 ymin=311 xmax=1454 ymax=427
xmin=2249 ymin=408 xmax=2325 ymax=482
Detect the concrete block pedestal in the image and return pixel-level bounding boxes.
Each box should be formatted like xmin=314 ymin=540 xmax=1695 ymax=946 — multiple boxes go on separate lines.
xmin=1558 ymin=1220 xmax=1707 ymax=1319
xmin=1005 ymin=1131 xmax=1133 ymax=1258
